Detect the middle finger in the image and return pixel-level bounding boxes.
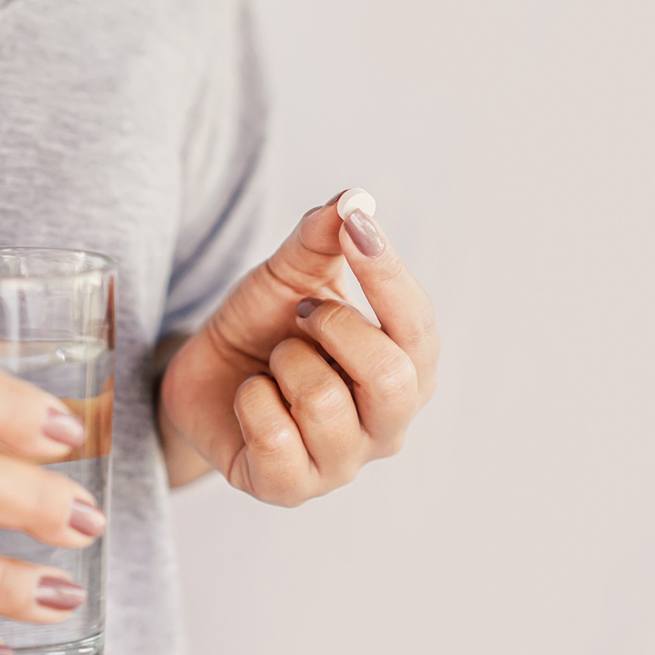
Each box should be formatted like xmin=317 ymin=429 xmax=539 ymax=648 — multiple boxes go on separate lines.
xmin=0 ymin=455 xmax=106 ymax=549
xmin=295 ymin=299 xmax=418 ymax=450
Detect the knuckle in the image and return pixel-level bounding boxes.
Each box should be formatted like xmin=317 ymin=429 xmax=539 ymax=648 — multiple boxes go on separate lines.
xmin=248 ymin=424 xmax=295 ymax=457
xmin=0 ymin=376 xmax=53 ymax=456
xmin=234 ymin=375 xmax=269 ymax=411
xmin=404 ymin=312 xmax=439 ymax=351
xmin=0 ymin=381 xmax=24 ymax=444
xmin=371 ymin=353 xmax=418 ymax=401
xmin=275 ymin=492 xmax=307 ymax=509
xmin=258 ymin=471 xmax=309 ymax=508
xmin=28 ymin=471 xmax=71 ymax=538
xmin=314 ymin=302 xmax=351 ymax=335
xmin=269 ymin=337 xmax=304 ymax=368
xmin=295 ymin=382 xmax=348 ymax=422
xmin=377 ymin=252 xmax=405 ymax=284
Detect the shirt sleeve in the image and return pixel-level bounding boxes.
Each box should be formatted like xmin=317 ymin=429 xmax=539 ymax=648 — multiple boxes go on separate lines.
xmin=159 ymin=1 xmax=269 ymax=337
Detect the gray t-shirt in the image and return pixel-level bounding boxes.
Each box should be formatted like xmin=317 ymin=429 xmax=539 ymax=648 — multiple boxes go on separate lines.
xmin=0 ymin=1 xmax=266 ymax=652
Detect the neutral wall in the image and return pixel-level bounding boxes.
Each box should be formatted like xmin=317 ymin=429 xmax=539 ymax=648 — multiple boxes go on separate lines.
xmin=172 ymin=2 xmax=655 ymax=653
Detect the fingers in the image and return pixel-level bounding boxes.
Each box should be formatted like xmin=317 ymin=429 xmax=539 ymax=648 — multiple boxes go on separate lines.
xmin=338 ymin=208 xmax=439 ymax=398
xmin=295 ymin=300 xmax=418 ymax=452
xmin=232 ymin=337 xmax=378 ymax=503
xmin=0 ymin=455 xmax=106 ymax=548
xmin=0 ymin=558 xmax=85 ymax=624
xmin=0 ymin=373 xmax=102 ymax=628
xmin=232 ymin=374 xmax=318 ymax=507
xmin=269 ymin=338 xmax=364 ymax=484
xmin=0 ymin=372 xmax=84 ymax=462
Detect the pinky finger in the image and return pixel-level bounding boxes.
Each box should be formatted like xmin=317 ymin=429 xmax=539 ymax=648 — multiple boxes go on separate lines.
xmin=0 ymin=558 xmax=86 ymax=624
xmin=231 ymin=375 xmax=318 ymax=507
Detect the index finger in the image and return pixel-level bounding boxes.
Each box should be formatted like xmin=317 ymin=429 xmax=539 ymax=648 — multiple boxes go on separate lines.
xmin=337 ymin=205 xmax=439 ymax=393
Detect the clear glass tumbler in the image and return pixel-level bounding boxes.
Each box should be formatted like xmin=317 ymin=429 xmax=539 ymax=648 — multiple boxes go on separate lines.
xmin=0 ymin=248 xmax=116 ymax=655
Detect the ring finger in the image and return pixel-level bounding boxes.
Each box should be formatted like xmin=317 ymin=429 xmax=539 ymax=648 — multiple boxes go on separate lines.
xmin=269 ymin=338 xmax=363 ymax=487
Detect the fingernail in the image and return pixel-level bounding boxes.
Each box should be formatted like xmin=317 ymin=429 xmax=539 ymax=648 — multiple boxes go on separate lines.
xmin=42 ymin=408 xmax=84 ymax=447
xmin=325 ymin=189 xmax=347 ymax=206
xmin=0 ymin=646 xmax=14 ymax=655
xmin=296 ymin=298 xmax=323 ymax=318
xmin=69 ymin=499 xmax=106 ymax=538
xmin=35 ymin=576 xmax=86 ymax=611
xmin=345 ymin=209 xmax=385 ymax=257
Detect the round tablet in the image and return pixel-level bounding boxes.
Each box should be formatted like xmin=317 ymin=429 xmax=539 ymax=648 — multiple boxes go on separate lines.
xmin=336 ymin=188 xmax=377 ymax=219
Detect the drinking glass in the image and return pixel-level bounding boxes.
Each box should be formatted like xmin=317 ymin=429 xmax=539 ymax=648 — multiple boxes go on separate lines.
xmin=0 ymin=248 xmax=116 ymax=655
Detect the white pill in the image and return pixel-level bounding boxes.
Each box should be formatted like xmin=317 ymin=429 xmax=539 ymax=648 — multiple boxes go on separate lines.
xmin=337 ymin=188 xmax=377 ymax=219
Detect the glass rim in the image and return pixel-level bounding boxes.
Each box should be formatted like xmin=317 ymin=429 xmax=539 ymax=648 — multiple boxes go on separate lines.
xmin=0 ymin=246 xmax=116 ymax=281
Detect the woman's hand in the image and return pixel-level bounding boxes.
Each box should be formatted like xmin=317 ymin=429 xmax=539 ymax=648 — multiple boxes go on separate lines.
xmin=0 ymin=373 xmax=106 ymax=623
xmin=160 ymin=191 xmax=438 ymax=505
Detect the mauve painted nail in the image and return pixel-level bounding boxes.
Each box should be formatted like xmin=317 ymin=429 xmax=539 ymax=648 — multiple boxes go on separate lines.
xmin=0 ymin=646 xmax=14 ymax=655
xmin=296 ymin=298 xmax=323 ymax=318
xmin=69 ymin=499 xmax=106 ymax=538
xmin=42 ymin=408 xmax=84 ymax=447
xmin=35 ymin=577 xmax=86 ymax=611
xmin=344 ymin=209 xmax=385 ymax=257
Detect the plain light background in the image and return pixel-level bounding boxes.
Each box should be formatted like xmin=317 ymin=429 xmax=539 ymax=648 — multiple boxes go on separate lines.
xmin=172 ymin=2 xmax=655 ymax=653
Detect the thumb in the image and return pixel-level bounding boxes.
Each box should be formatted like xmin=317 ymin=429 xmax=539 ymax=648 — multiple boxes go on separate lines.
xmin=207 ymin=194 xmax=348 ymax=361
xmin=267 ymin=197 xmax=345 ymax=289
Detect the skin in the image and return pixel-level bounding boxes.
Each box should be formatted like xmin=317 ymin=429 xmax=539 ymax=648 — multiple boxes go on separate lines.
xmin=0 ymin=374 xmax=105 ymax=625
xmin=0 ymin=193 xmax=438 ymax=628
xmin=159 ymin=196 xmax=438 ymax=504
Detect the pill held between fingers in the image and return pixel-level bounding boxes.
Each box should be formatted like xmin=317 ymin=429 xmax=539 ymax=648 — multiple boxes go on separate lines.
xmin=336 ymin=188 xmax=377 ymax=220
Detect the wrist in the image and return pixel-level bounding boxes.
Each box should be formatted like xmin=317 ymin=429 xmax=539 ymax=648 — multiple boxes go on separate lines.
xmin=156 ymin=337 xmax=214 ymax=487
